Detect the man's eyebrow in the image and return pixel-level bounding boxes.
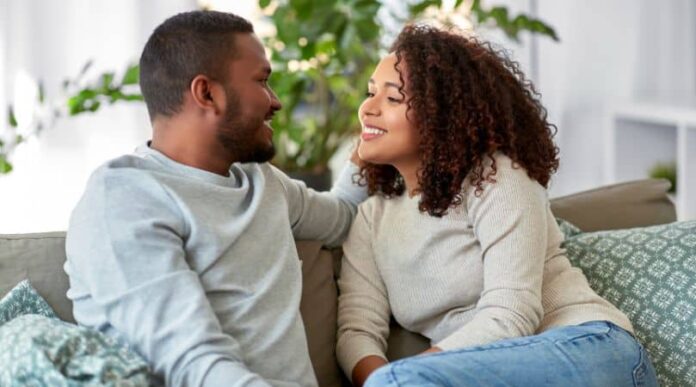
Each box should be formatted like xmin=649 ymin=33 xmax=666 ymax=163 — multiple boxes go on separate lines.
xmin=368 ymin=78 xmax=401 ymax=89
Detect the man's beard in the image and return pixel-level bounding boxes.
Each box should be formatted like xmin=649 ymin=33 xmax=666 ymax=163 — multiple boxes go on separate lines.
xmin=216 ymin=89 xmax=276 ymax=164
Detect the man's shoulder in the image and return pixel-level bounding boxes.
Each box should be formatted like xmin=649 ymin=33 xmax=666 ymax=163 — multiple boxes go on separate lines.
xmin=83 ymin=154 xmax=174 ymax=204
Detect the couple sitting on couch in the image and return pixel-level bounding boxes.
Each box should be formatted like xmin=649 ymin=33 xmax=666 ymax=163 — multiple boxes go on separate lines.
xmin=64 ymin=10 xmax=657 ymax=387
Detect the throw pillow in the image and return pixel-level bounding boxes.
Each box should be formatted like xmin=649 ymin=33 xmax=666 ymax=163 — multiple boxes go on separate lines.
xmin=0 ymin=279 xmax=57 ymax=326
xmin=561 ymin=219 xmax=696 ymax=387
xmin=0 ymin=314 xmax=150 ymax=386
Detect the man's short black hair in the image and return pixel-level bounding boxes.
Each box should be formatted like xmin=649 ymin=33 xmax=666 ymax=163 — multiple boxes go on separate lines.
xmin=139 ymin=11 xmax=254 ymax=119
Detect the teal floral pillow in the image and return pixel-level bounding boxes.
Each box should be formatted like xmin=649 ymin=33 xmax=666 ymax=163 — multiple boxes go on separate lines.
xmin=0 ymin=280 xmax=57 ymax=326
xmin=0 ymin=314 xmax=150 ymax=386
xmin=560 ymin=219 xmax=696 ymax=387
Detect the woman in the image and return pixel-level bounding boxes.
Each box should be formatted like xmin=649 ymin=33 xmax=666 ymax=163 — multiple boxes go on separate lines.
xmin=336 ymin=24 xmax=657 ymax=387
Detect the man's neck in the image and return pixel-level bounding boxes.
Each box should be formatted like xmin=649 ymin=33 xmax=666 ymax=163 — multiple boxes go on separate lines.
xmin=151 ymin=118 xmax=233 ymax=176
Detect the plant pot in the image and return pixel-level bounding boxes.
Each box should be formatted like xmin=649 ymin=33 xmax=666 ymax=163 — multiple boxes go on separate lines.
xmin=287 ymin=169 xmax=333 ymax=192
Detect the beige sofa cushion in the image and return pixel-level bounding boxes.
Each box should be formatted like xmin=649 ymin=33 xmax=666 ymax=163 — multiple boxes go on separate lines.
xmin=0 ymin=232 xmax=73 ymax=323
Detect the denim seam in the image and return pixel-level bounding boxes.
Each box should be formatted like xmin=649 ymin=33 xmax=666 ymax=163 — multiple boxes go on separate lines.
xmin=631 ymin=340 xmax=646 ymax=387
xmin=414 ymin=338 xmax=548 ymax=360
xmin=387 ymin=360 xmax=404 ymax=387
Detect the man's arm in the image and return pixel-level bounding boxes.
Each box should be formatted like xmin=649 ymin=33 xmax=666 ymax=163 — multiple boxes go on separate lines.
xmin=66 ymin=169 xmax=271 ymax=387
xmin=272 ymin=160 xmax=368 ymax=247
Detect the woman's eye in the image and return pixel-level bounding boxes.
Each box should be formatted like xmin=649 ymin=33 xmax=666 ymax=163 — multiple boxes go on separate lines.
xmin=365 ymin=91 xmax=375 ymax=97
xmin=388 ymin=97 xmax=403 ymax=103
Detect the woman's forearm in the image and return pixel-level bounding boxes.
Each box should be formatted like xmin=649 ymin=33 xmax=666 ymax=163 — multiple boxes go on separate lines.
xmin=352 ymin=355 xmax=388 ymax=387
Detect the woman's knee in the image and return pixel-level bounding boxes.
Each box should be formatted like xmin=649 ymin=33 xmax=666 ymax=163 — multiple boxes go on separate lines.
xmin=364 ymin=358 xmax=450 ymax=387
xmin=363 ymin=364 xmax=396 ymax=387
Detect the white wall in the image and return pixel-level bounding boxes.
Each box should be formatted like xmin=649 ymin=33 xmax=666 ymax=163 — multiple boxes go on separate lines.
xmin=535 ymin=0 xmax=696 ymax=196
xmin=0 ymin=0 xmax=198 ymax=233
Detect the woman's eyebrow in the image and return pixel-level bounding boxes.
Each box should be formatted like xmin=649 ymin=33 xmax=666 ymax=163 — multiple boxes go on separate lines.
xmin=368 ymin=78 xmax=402 ymax=89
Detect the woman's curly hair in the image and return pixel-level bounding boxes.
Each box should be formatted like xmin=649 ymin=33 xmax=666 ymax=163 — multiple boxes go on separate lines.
xmin=357 ymin=24 xmax=559 ymax=217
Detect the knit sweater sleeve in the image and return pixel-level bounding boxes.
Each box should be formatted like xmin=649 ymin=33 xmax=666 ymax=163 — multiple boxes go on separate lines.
xmin=435 ymin=158 xmax=547 ymax=351
xmin=336 ymin=203 xmax=391 ymax=380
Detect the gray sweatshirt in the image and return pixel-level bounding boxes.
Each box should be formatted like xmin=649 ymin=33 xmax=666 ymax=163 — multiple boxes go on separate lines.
xmin=336 ymin=153 xmax=633 ymax=378
xmin=65 ymin=144 xmax=365 ymax=387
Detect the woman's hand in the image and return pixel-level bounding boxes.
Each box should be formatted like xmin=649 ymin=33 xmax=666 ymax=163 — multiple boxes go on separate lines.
xmin=352 ymin=355 xmax=388 ymax=387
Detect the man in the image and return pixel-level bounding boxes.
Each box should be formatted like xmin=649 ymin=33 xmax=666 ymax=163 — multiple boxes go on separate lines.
xmin=65 ymin=11 xmax=364 ymax=387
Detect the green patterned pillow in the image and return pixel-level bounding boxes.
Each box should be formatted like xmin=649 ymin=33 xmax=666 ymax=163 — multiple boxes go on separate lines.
xmin=0 ymin=314 xmax=150 ymax=386
xmin=560 ymin=219 xmax=696 ymax=387
xmin=0 ymin=280 xmax=57 ymax=326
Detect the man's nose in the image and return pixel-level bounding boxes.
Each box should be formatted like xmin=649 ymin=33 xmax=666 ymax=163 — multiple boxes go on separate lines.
xmin=269 ymin=89 xmax=282 ymax=112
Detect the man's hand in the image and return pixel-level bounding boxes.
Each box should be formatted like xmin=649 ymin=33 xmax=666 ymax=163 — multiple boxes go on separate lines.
xmin=350 ymin=137 xmax=362 ymax=165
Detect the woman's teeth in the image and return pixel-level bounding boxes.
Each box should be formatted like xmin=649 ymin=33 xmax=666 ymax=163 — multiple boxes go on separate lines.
xmin=363 ymin=127 xmax=386 ymax=135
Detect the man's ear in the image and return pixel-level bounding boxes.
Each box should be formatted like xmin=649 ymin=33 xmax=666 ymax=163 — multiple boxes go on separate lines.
xmin=190 ymin=75 xmax=224 ymax=114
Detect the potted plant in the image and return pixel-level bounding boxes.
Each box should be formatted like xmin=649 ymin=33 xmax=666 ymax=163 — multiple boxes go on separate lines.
xmin=258 ymin=0 xmax=559 ymax=189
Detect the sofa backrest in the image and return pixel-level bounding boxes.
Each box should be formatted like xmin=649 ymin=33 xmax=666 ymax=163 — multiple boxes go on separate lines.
xmin=549 ymin=178 xmax=676 ymax=231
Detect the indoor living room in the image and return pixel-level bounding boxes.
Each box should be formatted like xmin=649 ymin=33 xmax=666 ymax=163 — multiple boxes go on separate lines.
xmin=0 ymin=1 xmax=694 ymax=386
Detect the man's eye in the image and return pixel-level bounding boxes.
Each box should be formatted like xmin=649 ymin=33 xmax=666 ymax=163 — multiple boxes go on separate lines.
xmin=365 ymin=91 xmax=375 ymax=97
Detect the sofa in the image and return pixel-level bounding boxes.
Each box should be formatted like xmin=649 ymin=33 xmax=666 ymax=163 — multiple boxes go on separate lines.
xmin=0 ymin=178 xmax=691 ymax=386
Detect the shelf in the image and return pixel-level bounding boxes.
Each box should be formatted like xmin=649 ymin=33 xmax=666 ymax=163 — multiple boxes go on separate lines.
xmin=606 ymin=103 xmax=696 ymax=221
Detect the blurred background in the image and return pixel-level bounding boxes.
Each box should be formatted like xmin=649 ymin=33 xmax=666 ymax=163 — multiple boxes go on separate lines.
xmin=1 ymin=0 xmax=695 ymax=233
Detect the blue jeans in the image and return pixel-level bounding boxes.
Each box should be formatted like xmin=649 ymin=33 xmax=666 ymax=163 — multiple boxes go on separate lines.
xmin=365 ymin=321 xmax=657 ymax=387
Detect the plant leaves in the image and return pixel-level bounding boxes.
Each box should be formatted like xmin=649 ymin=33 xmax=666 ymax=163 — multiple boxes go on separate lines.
xmin=8 ymin=105 xmax=18 ymax=128
xmin=409 ymin=0 xmax=442 ymax=15
xmin=38 ymin=81 xmax=45 ymax=103
xmin=100 ymin=72 xmax=115 ymax=90
xmin=0 ymin=155 xmax=13 ymax=174
xmin=121 ymin=64 xmax=140 ymax=85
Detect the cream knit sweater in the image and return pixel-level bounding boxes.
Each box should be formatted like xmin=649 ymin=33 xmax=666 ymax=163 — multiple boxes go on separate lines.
xmin=336 ymin=154 xmax=633 ymax=377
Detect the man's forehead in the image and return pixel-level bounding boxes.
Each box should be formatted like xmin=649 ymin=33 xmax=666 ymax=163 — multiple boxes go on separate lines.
xmin=233 ymin=33 xmax=267 ymax=60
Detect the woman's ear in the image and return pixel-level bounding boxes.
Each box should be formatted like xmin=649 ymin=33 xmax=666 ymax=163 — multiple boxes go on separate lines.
xmin=190 ymin=75 xmax=225 ymax=114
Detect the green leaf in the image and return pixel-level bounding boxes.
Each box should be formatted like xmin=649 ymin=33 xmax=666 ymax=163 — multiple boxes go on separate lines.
xmin=0 ymin=155 xmax=13 ymax=174
xmin=88 ymin=101 xmax=101 ymax=112
xmin=454 ymin=0 xmax=465 ymax=9
xmin=8 ymin=105 xmax=17 ymax=128
xmin=121 ymin=64 xmax=140 ymax=85
xmin=259 ymin=0 xmax=271 ymax=9
xmin=38 ymin=81 xmax=45 ymax=103
xmin=100 ymin=72 xmax=115 ymax=90
xmin=123 ymin=94 xmax=144 ymax=102
xmin=409 ymin=0 xmax=442 ymax=15
xmin=292 ymin=0 xmax=313 ymax=20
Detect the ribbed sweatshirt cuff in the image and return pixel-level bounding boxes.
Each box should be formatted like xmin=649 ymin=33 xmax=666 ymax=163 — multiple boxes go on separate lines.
xmin=202 ymin=360 xmax=272 ymax=387
xmin=337 ymin=335 xmax=387 ymax=381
